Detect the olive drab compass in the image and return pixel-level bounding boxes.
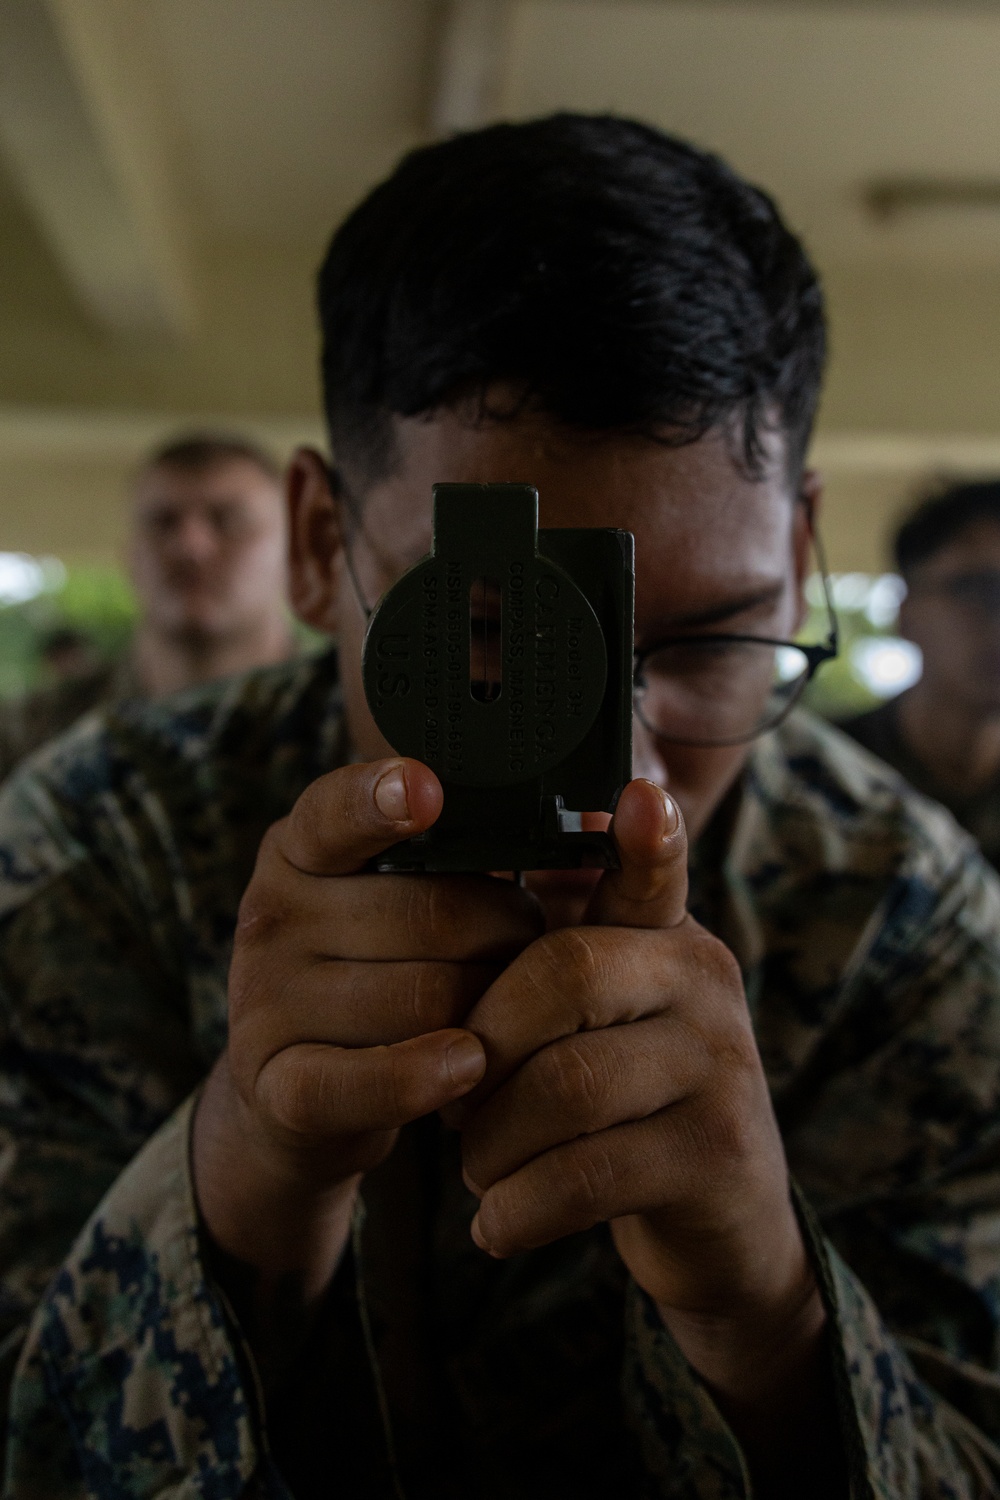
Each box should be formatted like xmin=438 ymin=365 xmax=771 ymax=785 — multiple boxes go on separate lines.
xmin=362 ymin=483 xmax=634 ymax=872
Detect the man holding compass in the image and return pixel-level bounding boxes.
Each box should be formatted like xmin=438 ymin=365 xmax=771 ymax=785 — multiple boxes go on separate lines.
xmin=1 ymin=116 xmax=998 ymax=1498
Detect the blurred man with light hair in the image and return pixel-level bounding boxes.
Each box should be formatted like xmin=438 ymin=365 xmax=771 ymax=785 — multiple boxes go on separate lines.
xmin=0 ymin=431 xmax=298 ymax=778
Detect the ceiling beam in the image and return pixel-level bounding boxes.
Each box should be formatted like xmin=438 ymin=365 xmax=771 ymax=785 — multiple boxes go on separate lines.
xmin=430 ymin=0 xmax=512 ymax=135
xmin=0 ymin=0 xmax=195 ymax=340
xmin=811 ymin=431 xmax=1000 ymax=474
xmin=0 ymin=404 xmax=324 ymax=463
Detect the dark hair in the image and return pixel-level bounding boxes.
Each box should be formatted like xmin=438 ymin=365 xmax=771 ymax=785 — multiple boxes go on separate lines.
xmin=895 ymin=480 xmax=1000 ymax=576
xmin=143 ymin=432 xmax=281 ymax=484
xmin=40 ymin=627 xmax=92 ymax=660
xmin=317 ymin=113 xmax=826 ymax=491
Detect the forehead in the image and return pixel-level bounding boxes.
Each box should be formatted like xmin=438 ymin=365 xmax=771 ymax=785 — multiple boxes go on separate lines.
xmin=133 ymin=458 xmax=279 ymax=511
xmin=360 ymin=409 xmax=797 ymax=612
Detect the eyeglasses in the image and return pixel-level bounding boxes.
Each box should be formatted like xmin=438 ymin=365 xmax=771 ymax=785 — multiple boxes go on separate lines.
xmin=339 ymin=491 xmax=839 ymax=749
xmin=632 ymin=629 xmax=836 ymax=748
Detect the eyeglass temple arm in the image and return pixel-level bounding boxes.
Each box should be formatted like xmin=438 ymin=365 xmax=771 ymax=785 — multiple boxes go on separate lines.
xmin=327 ymin=462 xmax=374 ymax=623
xmin=342 ymin=530 xmax=374 ymax=623
xmin=807 ymin=517 xmax=840 ymax=656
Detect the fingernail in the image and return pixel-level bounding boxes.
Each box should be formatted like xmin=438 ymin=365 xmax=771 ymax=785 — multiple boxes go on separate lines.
xmin=445 ymin=1034 xmax=485 ymax=1090
xmin=660 ymin=791 xmax=680 ymax=838
xmin=471 ymin=1214 xmax=504 ymax=1258
xmin=462 ymin=1165 xmax=484 ymax=1197
xmin=470 ymin=1213 xmax=489 ymax=1250
xmin=374 ymin=764 xmax=409 ymax=823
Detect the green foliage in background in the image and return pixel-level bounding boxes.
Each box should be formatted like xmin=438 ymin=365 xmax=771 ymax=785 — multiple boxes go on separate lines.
xmin=0 ymin=565 xmax=137 ymax=700
xmin=800 ymin=573 xmax=909 ymax=721
xmin=0 ymin=562 xmax=330 ymax=701
xmin=801 ymin=611 xmax=884 ymax=720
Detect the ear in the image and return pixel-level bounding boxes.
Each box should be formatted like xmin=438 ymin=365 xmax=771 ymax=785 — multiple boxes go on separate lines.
xmin=791 ymin=468 xmax=823 ymax=629
xmin=286 ymin=447 xmax=344 ymax=633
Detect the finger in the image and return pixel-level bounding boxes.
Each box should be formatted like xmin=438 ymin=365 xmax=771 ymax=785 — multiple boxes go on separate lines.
xmin=272 ymin=758 xmax=444 ymax=877
xmin=472 ymin=1109 xmax=706 ymax=1258
xmin=584 ymin=779 xmax=688 ymax=930
xmin=255 ymin=1028 xmax=486 ymax=1140
xmin=443 ymin=925 xmax=693 ymax=1123
xmin=238 ymin=960 xmax=501 ymax=1050
xmin=239 ymin=869 xmax=543 ymax=965
xmin=461 ymin=1014 xmax=709 ymax=1192
xmin=329 ymin=875 xmax=542 ymax=963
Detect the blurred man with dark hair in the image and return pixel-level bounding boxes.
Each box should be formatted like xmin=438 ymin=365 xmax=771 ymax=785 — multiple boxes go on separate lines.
xmin=0 ymin=431 xmax=296 ymax=779
xmin=38 ymin=627 xmax=101 ymax=684
xmin=2 ymin=116 xmax=1000 ymax=1499
xmin=842 ymin=479 xmax=1000 ymax=867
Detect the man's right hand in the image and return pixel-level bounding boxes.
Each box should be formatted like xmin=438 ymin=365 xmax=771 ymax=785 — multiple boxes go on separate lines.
xmin=192 ymin=757 xmax=542 ymax=1370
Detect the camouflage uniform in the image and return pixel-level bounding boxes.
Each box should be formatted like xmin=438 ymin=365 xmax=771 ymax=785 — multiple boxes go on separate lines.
xmin=0 ymin=648 xmax=999 ymax=1496
xmin=841 ymin=697 xmax=1000 ymax=871
xmin=0 ymin=658 xmax=137 ymax=784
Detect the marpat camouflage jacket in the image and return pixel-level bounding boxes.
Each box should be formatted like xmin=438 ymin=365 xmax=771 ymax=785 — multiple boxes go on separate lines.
xmin=0 ymin=650 xmax=999 ymax=1497
xmin=0 ymin=657 xmax=137 ymax=786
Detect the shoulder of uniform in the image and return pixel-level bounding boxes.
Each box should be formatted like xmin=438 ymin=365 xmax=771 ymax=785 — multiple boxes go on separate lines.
xmin=0 ymin=650 xmax=342 ymax=921
xmin=9 ymin=1098 xmax=258 ymax=1493
xmin=107 ymin=647 xmax=340 ymax=757
xmin=748 ymin=707 xmax=974 ymax=883
xmin=0 ymin=664 xmax=114 ymax=769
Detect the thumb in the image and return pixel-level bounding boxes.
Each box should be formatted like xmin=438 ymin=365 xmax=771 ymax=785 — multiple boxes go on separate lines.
xmin=584 ymin=779 xmax=688 ymax=929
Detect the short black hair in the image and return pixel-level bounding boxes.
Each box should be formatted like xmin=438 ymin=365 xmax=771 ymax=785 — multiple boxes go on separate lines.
xmin=143 ymin=432 xmax=281 ymax=484
xmin=317 ymin=113 xmax=826 ymax=492
xmin=895 ymin=479 xmax=1000 ymax=576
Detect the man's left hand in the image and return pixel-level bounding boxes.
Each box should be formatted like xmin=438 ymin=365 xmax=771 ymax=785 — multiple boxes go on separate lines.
xmin=447 ymin=779 xmax=816 ymax=1335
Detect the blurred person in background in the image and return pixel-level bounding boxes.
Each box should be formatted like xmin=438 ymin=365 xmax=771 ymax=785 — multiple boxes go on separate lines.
xmin=0 ymin=628 xmax=105 ymax=784
xmin=38 ymin=626 xmax=102 ymax=685
xmin=0 ymin=432 xmax=298 ymax=780
xmin=841 ymin=480 xmax=1000 ymax=867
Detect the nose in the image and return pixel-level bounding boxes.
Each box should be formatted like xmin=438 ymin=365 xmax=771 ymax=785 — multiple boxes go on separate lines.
xmin=167 ymin=514 xmax=219 ymax=565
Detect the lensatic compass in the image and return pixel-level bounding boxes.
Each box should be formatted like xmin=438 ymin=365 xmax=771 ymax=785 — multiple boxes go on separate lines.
xmin=362 ymin=483 xmax=634 ymax=872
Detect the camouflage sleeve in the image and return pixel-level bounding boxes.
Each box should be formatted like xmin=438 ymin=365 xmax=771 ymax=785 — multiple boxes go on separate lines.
xmin=787 ymin=838 xmax=1000 ymax=1498
xmin=623 ymin=832 xmax=1000 ymax=1497
xmin=0 ymin=757 xmax=216 ymax=1469
xmin=2 ymin=1096 xmax=277 ymax=1499
xmin=622 ymin=1280 xmax=748 ymax=1499
xmin=622 ymin=1211 xmax=1000 ymax=1500
xmin=820 ymin=1240 xmax=1000 ymax=1498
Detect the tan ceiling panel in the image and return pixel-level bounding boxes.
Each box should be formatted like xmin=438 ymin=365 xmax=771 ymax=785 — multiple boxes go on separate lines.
xmin=143 ymin=0 xmax=438 ymax=240
xmin=505 ymin=0 xmax=1000 ymax=265
xmin=0 ymin=0 xmax=195 ymax=336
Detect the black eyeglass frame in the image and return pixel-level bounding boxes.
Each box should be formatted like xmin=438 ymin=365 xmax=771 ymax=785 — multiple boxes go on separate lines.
xmin=334 ymin=477 xmax=379 ymax=624
xmin=334 ymin=470 xmax=840 ymax=749
xmin=632 ymin=523 xmax=839 ymax=747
